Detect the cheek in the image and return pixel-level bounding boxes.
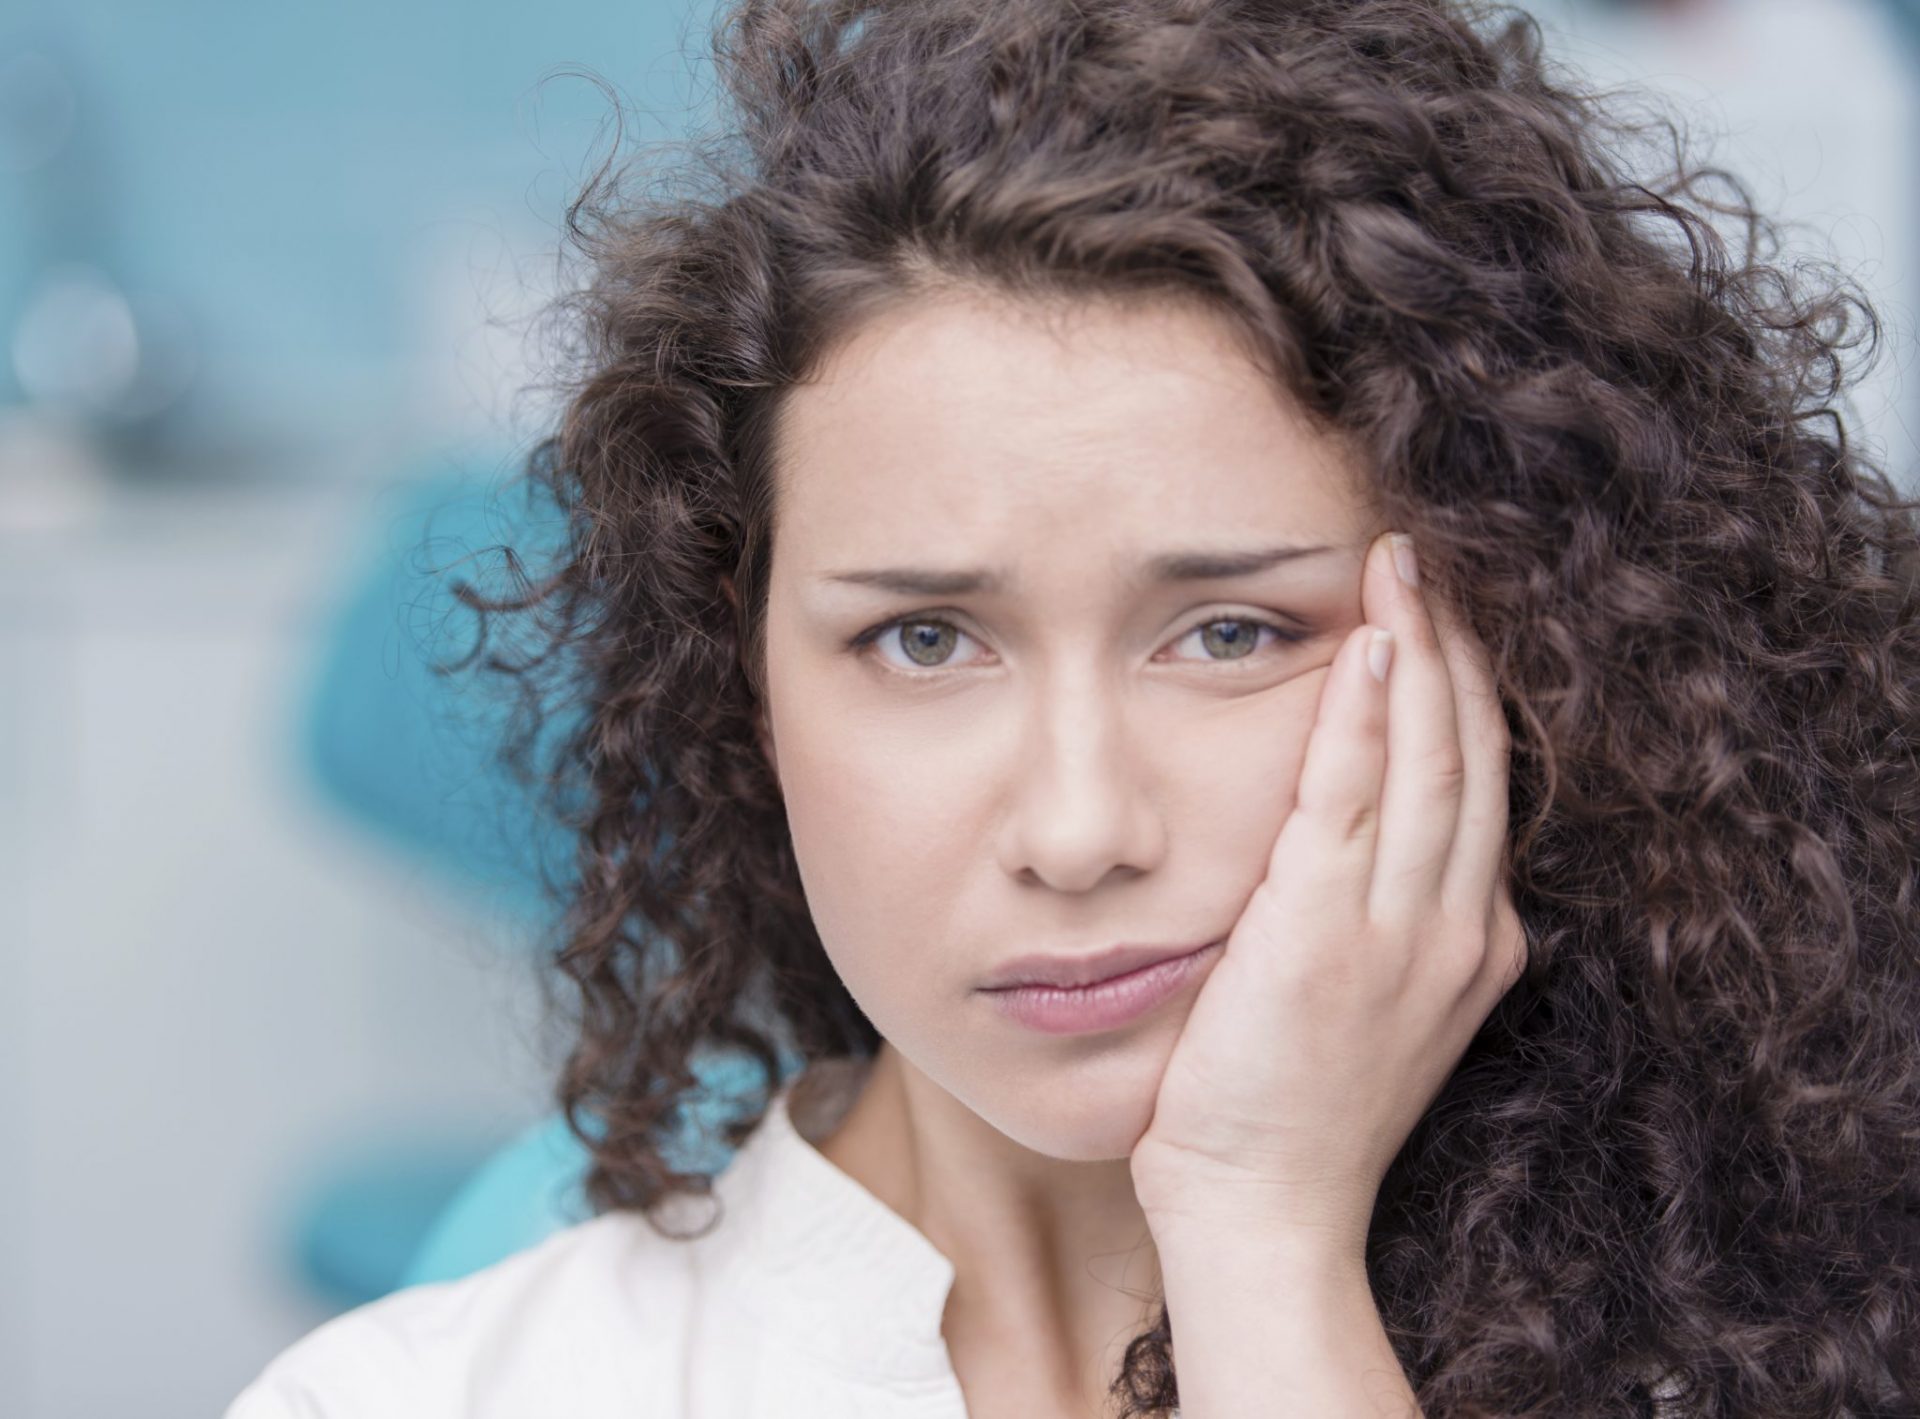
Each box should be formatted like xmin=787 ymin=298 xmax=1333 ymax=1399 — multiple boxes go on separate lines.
xmin=1166 ymin=677 xmax=1324 ymax=885
xmin=1173 ymin=668 xmax=1321 ymax=783
xmin=773 ymin=723 xmax=967 ymax=961
xmin=771 ymin=668 xmax=1328 ymax=942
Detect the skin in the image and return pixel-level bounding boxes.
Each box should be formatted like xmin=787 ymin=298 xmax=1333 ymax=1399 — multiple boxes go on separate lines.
xmin=752 ymin=289 xmax=1394 ymax=1418
xmin=1128 ymin=520 xmax=1522 ymax=1417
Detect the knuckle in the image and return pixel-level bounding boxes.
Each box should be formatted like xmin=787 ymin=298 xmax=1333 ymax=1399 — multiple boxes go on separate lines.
xmin=1295 ymin=782 xmax=1379 ymax=843
xmin=1425 ymin=743 xmax=1467 ymax=794
xmin=1484 ymin=904 xmax=1530 ymax=995
xmin=1439 ymin=919 xmax=1488 ymax=980
xmin=1330 ymin=797 xmax=1379 ymax=842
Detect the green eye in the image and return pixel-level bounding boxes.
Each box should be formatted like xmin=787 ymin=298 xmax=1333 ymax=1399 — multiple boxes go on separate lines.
xmin=1184 ymin=618 xmax=1284 ymax=662
xmin=890 ymin=619 xmax=967 ymax=668
xmin=847 ymin=613 xmax=1307 ymax=675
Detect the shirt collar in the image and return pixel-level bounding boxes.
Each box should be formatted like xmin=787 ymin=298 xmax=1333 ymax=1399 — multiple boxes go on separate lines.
xmin=709 ymin=1076 xmax=961 ymax=1385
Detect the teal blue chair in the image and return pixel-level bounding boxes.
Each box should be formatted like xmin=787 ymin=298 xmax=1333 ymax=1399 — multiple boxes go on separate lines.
xmin=281 ymin=453 xmax=591 ymax=1303
xmin=397 ymin=1114 xmax=596 ymax=1288
xmin=289 ymin=452 xmax=803 ymax=1305
xmin=298 ymin=450 xmax=577 ymax=927
xmin=284 ymin=451 xmax=576 ymax=1309
xmin=400 ymin=1045 xmax=808 ymax=1287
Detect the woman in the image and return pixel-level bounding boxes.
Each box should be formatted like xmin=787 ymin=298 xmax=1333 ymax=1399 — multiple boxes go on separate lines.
xmin=229 ymin=0 xmax=1920 ymax=1414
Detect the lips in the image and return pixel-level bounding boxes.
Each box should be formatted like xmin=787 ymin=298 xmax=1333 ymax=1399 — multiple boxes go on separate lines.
xmin=979 ymin=940 xmax=1220 ymax=991
xmin=982 ymin=941 xmax=1226 ymax=1035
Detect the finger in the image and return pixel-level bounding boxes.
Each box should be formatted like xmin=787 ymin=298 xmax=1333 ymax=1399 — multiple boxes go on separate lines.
xmin=1419 ymin=569 xmax=1516 ymax=930
xmin=1268 ymin=614 xmax=1393 ymax=924
xmin=1456 ymin=884 xmax=1529 ymax=1024
xmin=1362 ymin=530 xmax=1465 ymax=929
xmin=1476 ymin=888 xmax=1530 ymax=1004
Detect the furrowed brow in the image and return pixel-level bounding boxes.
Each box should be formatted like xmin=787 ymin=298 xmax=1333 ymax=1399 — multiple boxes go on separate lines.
xmin=819 ymin=543 xmax=1334 ymax=597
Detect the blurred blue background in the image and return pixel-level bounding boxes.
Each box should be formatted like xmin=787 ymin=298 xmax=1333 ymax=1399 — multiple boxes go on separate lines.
xmin=0 ymin=1 xmax=1913 ymax=1415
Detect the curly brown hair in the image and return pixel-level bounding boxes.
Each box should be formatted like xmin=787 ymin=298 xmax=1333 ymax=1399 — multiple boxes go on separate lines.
xmin=446 ymin=0 xmax=1920 ymax=1413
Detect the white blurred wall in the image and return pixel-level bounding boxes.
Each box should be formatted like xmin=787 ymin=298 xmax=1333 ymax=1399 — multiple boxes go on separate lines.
xmin=0 ymin=475 xmax=556 ymax=1418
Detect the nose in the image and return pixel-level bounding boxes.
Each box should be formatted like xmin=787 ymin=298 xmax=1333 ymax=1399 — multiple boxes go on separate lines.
xmin=995 ymin=669 xmax=1165 ymax=893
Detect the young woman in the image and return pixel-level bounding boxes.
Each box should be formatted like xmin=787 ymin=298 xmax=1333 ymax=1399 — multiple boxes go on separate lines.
xmin=228 ymin=0 xmax=1920 ymax=1414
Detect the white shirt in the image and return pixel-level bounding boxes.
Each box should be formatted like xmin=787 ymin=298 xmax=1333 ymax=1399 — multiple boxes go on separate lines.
xmin=227 ymin=1066 xmax=1692 ymax=1417
xmin=224 ymin=1075 xmax=977 ymax=1418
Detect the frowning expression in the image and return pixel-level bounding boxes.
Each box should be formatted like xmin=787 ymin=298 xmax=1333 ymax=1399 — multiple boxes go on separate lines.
xmin=758 ymin=289 xmax=1380 ymax=1160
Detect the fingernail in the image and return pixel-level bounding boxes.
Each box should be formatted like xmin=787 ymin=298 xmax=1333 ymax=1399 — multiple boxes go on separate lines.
xmin=1391 ymin=533 xmax=1419 ymax=588
xmin=1368 ymin=628 xmax=1394 ymax=682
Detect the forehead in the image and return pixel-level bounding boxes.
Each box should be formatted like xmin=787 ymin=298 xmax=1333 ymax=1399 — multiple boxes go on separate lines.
xmin=771 ymin=292 xmax=1369 ymax=557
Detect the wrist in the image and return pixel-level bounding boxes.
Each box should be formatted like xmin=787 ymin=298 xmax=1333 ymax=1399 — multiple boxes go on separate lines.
xmin=1147 ymin=1208 xmax=1369 ymax=1286
xmin=1146 ymin=1212 xmax=1419 ymax=1418
xmin=1133 ymin=1159 xmax=1375 ymax=1268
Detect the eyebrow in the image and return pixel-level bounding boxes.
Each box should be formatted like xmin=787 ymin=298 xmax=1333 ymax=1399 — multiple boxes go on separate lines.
xmin=819 ymin=543 xmax=1336 ymax=596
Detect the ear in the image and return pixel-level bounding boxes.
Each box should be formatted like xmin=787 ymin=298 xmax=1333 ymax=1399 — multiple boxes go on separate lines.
xmin=719 ymin=572 xmax=779 ymax=781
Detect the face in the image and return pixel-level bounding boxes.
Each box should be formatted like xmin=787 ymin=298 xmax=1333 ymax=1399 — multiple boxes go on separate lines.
xmin=758 ymin=290 xmax=1382 ymax=1161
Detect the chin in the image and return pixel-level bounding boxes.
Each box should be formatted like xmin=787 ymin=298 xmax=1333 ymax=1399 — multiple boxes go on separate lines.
xmin=957 ymin=1048 xmax=1169 ymax=1162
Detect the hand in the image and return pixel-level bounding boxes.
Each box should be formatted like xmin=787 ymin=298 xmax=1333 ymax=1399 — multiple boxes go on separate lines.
xmin=1130 ymin=528 xmax=1528 ymax=1256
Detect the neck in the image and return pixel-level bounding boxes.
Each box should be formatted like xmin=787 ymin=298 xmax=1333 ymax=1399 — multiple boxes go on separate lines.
xmin=802 ymin=1046 xmax=1164 ymax=1418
